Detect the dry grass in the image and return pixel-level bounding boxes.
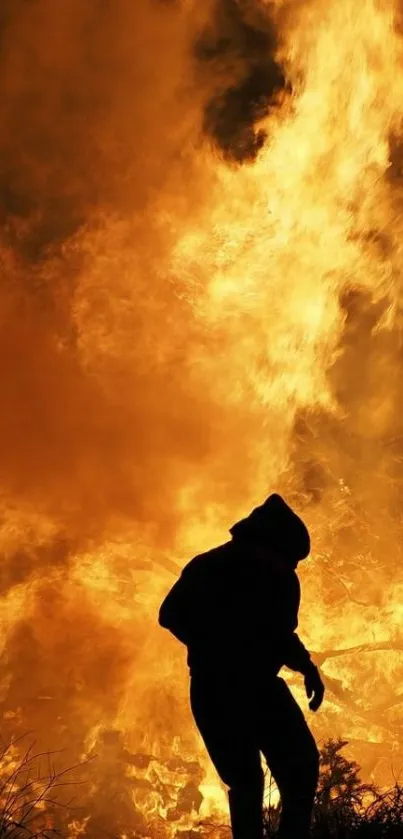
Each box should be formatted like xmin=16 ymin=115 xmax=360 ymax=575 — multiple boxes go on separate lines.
xmin=0 ymin=736 xmax=82 ymax=839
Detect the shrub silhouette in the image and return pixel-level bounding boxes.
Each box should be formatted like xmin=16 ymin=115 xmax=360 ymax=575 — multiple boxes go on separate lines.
xmin=264 ymin=738 xmax=403 ymax=839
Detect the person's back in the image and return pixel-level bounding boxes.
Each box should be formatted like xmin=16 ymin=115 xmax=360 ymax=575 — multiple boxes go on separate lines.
xmin=160 ymin=538 xmax=306 ymax=680
xmin=159 ymin=494 xmax=325 ymax=839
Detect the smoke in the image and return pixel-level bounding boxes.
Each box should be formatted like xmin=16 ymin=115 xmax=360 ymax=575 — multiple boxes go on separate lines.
xmin=0 ymin=0 xmax=215 ymax=532
xmin=196 ymin=0 xmax=290 ymax=161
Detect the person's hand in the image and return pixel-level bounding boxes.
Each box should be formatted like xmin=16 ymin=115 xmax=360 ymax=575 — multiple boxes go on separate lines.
xmin=304 ymin=664 xmax=325 ymax=712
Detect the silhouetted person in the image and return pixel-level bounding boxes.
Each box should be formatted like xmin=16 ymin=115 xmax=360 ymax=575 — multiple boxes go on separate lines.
xmin=159 ymin=494 xmax=325 ymax=839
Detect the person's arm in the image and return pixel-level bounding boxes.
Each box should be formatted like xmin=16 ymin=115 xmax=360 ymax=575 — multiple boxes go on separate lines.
xmin=281 ymin=572 xmax=325 ymax=712
xmin=282 ymin=631 xmax=313 ymax=675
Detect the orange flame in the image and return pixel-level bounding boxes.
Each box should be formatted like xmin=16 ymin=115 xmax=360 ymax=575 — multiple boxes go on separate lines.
xmin=0 ymin=0 xmax=402 ymax=833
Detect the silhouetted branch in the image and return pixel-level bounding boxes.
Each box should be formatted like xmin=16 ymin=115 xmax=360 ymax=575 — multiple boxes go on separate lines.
xmin=0 ymin=736 xmax=87 ymax=838
xmin=314 ymin=640 xmax=403 ymax=665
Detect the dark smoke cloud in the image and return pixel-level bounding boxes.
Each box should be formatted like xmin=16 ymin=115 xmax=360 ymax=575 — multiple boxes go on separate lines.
xmin=196 ymin=0 xmax=290 ymax=161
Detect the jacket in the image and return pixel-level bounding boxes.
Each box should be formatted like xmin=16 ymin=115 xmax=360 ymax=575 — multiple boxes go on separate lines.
xmin=159 ymin=539 xmax=312 ymax=678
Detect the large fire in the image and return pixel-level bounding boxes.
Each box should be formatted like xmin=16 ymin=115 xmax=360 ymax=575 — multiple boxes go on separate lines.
xmin=0 ymin=0 xmax=402 ymax=835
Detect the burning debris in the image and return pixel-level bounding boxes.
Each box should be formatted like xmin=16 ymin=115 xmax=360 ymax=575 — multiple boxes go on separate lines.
xmin=73 ymin=728 xmax=223 ymax=839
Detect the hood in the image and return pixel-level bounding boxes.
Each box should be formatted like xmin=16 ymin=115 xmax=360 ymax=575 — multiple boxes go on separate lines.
xmin=230 ymin=493 xmax=310 ymax=562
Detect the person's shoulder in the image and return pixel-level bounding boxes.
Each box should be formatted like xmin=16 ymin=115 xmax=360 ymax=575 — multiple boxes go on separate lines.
xmin=182 ymin=541 xmax=233 ymax=575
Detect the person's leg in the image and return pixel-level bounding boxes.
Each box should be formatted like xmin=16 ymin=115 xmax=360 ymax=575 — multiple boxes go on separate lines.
xmin=258 ymin=678 xmax=319 ymax=839
xmin=190 ymin=673 xmax=264 ymax=839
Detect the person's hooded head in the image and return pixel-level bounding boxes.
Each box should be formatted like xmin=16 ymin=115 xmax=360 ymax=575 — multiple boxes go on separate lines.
xmin=229 ymin=493 xmax=310 ymax=568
